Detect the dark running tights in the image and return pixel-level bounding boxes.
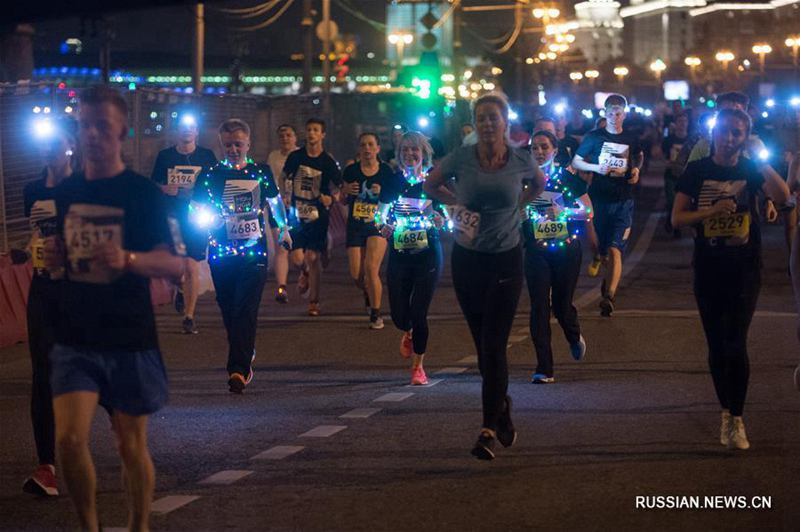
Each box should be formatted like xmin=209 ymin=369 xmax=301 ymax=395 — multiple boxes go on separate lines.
xmin=694 ymin=255 xmax=760 ymax=417
xmin=387 ymin=242 xmax=442 ymax=355
xmin=452 ymin=244 xmax=523 ymax=431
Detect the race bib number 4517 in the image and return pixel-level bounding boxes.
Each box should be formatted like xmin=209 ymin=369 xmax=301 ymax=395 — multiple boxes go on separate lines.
xmin=64 ymin=204 xmax=124 ymax=284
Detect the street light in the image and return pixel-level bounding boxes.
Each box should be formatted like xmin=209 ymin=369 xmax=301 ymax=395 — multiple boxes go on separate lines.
xmin=388 ymin=32 xmax=414 ymax=66
xmin=684 ymin=56 xmax=701 ymax=82
xmin=786 ymin=36 xmax=799 ymax=73
xmin=613 ymin=65 xmax=629 ymax=86
xmin=584 ymin=70 xmax=599 ymax=86
xmin=752 ymin=43 xmax=772 ymax=75
xmin=649 ymin=59 xmax=667 ymax=82
xmin=570 ymin=71 xmax=584 ymax=82
xmin=715 ymin=50 xmax=735 ymax=72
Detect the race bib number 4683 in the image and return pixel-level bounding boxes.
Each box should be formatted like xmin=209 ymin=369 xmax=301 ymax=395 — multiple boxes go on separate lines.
xmin=447 ymin=205 xmax=481 ymax=242
xmin=703 ymin=212 xmax=750 ymax=239
xmin=226 ymin=213 xmax=262 ymax=240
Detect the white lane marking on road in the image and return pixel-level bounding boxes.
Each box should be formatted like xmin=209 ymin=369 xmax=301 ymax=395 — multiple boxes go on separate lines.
xmin=435 ymin=367 xmax=468 ymax=375
xmin=151 ymin=495 xmax=201 ymax=515
xmin=250 ymin=445 xmax=305 ymax=460
xmin=405 ymin=378 xmax=443 ymax=388
xmin=198 ymin=470 xmax=254 ymax=485
xmin=507 ymin=335 xmax=527 ymax=343
xmin=340 ymin=407 xmax=382 ymax=419
xmin=299 ymin=425 xmax=348 ymax=438
xmin=374 ymin=392 xmax=414 ymax=402
xmin=457 ymin=356 xmax=477 ymax=364
xmin=574 ymin=210 xmax=663 ymax=311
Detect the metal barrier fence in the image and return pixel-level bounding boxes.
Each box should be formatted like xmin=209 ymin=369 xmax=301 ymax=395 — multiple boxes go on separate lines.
xmin=1 ymin=84 xmax=468 ymax=253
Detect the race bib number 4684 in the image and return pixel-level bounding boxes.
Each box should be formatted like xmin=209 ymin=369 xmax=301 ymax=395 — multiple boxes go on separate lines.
xmin=447 ymin=205 xmax=481 ymax=242
xmin=393 ymin=229 xmax=428 ymax=251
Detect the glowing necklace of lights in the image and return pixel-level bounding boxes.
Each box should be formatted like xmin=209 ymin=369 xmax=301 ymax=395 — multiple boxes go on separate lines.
xmin=527 ymin=165 xmax=590 ymax=249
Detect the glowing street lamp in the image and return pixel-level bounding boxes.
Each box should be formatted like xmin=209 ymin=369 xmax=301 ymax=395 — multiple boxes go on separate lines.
xmin=388 ymin=32 xmax=414 ymax=66
xmin=752 ymin=43 xmax=772 ymax=75
xmin=584 ymin=69 xmax=600 ymax=86
xmin=570 ymin=71 xmax=584 ymax=83
xmin=684 ymin=56 xmax=701 ymax=81
xmin=533 ymin=6 xmax=561 ymax=23
xmin=649 ymin=59 xmax=667 ymax=82
xmin=786 ymin=36 xmax=800 ymax=72
xmin=613 ymin=65 xmax=629 ymax=86
xmin=715 ymin=50 xmax=735 ymax=72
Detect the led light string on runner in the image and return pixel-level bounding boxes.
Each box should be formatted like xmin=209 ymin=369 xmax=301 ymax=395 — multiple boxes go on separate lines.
xmin=527 ymin=167 xmax=589 ymax=249
xmin=201 ymin=159 xmax=269 ymax=260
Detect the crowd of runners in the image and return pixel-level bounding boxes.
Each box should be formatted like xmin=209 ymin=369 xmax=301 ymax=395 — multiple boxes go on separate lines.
xmin=16 ymin=84 xmax=800 ymax=530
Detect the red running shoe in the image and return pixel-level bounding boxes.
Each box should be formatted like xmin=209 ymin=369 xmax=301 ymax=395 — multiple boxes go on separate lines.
xmin=399 ymin=332 xmax=413 ymax=359
xmin=23 ymin=465 xmax=58 ymax=497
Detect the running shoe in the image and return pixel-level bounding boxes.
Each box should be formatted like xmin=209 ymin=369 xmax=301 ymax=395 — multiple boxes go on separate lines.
xmin=308 ymin=302 xmax=321 ymax=317
xmin=369 ymin=316 xmax=385 ymax=330
xmin=174 ymin=288 xmax=185 ymax=314
xmin=410 ymin=366 xmax=428 ymax=385
xmin=587 ymin=256 xmax=602 ymax=277
xmin=470 ymin=430 xmax=496 ymax=460
xmin=228 ymin=369 xmax=253 ymax=394
xmin=496 ymin=396 xmax=517 ymax=448
xmin=727 ymin=417 xmax=750 ymax=450
xmin=275 ymin=286 xmax=289 ymax=304
xmin=182 ymin=317 xmax=198 ymax=335
xmin=569 ymin=335 xmax=587 ymax=361
xmin=399 ymin=332 xmax=413 ymax=359
xmin=23 ymin=465 xmax=58 ymax=497
xmin=720 ymin=410 xmax=732 ymax=446
xmin=531 ymin=373 xmax=555 ymax=384
xmin=297 ymin=270 xmax=309 ymax=298
xmin=599 ymin=296 xmax=614 ymax=317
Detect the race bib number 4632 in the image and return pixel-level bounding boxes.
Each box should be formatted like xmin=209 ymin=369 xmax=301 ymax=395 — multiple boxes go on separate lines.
xmin=447 ymin=205 xmax=480 ymax=242
xmin=703 ymin=212 xmax=750 ymax=240
xmin=226 ymin=213 xmax=262 ymax=240
xmin=393 ymin=229 xmax=428 ymax=251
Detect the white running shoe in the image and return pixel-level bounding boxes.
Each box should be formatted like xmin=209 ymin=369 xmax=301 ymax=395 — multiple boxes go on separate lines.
xmin=727 ymin=417 xmax=750 ymax=450
xmin=719 ymin=410 xmax=731 ymax=446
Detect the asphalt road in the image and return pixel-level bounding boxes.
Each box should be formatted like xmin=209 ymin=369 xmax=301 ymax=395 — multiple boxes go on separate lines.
xmin=1 ymin=166 xmax=798 ymax=531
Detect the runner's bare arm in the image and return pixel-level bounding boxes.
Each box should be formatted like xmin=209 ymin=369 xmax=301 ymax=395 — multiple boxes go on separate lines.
xmin=671 ymin=193 xmax=735 ymax=228
xmin=423 ymin=165 xmax=457 ymax=206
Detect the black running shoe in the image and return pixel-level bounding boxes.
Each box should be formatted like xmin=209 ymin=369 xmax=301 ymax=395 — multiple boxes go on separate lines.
xmin=497 ymin=396 xmax=517 ymax=448
xmin=174 ymin=289 xmax=185 ymax=314
xmin=182 ymin=317 xmax=198 ymax=335
xmin=470 ymin=430 xmax=496 ymax=460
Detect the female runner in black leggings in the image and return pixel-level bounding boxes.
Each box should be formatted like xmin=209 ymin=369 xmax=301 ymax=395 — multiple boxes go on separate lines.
xmin=378 ymin=132 xmax=446 ymax=385
xmin=672 ymin=108 xmax=789 ymax=450
xmin=426 ymin=93 xmax=544 ymax=459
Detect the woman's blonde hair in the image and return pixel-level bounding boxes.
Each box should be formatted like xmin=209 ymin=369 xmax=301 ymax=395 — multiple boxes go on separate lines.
xmin=399 ymin=131 xmax=434 ymax=169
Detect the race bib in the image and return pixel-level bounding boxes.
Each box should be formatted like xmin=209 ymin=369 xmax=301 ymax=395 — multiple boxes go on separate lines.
xmin=226 ymin=212 xmax=262 ymax=240
xmin=167 ymin=166 xmax=201 ymax=189
xmin=64 ymin=204 xmax=124 ymax=284
xmin=353 ymin=200 xmax=378 ymax=222
xmin=297 ymin=204 xmax=319 ymax=222
xmin=599 ymin=142 xmax=630 ymax=177
xmin=534 ymin=220 xmax=569 ymax=240
xmin=31 ymin=237 xmax=46 ymax=269
xmin=703 ymin=212 xmax=750 ymax=240
xmin=393 ymin=228 xmax=428 ymax=251
xmin=447 ymin=205 xmax=481 ymax=242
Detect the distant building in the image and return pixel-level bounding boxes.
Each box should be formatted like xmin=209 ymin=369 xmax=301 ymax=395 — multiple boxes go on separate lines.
xmin=573 ymin=0 xmax=625 ymax=65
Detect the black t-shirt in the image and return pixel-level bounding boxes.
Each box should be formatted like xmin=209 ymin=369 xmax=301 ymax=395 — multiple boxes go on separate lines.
xmin=557 ymin=136 xmax=579 ymax=167
xmin=379 ymin=173 xmax=445 ymax=254
xmin=676 ymin=157 xmax=764 ymax=260
xmin=283 ymin=148 xmax=341 ymax=222
xmin=54 ymin=170 xmax=174 ymax=351
xmin=342 ymin=162 xmax=394 ymax=227
xmin=198 ymin=162 xmax=279 ymax=263
xmin=151 ymin=145 xmax=218 ymax=216
xmin=24 ymin=172 xmax=60 ymax=278
xmin=523 ymin=167 xmax=588 ymax=247
xmin=576 ymin=128 xmax=642 ymax=203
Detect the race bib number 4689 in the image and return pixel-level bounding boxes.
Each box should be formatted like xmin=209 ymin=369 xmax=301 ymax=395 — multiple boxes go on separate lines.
xmin=533 ymin=220 xmax=568 ymax=240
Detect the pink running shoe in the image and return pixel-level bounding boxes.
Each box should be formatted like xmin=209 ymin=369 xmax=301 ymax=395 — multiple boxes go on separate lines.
xmin=411 ymin=366 xmax=428 ymax=386
xmin=23 ymin=465 xmax=58 ymax=497
xmin=399 ymin=332 xmax=413 ymax=359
